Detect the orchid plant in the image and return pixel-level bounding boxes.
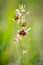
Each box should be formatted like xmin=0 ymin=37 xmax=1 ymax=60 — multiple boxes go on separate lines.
xmin=13 ymin=4 xmax=31 ymax=65
xmin=14 ymin=4 xmax=31 ymax=43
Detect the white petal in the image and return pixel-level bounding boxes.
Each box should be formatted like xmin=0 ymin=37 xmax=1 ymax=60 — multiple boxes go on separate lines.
xmin=17 ymin=19 xmax=20 ymax=23
xmin=22 ymin=9 xmax=25 ymax=12
xmin=16 ymin=9 xmax=20 ymax=12
xmin=17 ymin=30 xmax=20 ymax=33
xmin=18 ymin=12 xmax=22 ymax=16
xmin=17 ymin=34 xmax=20 ymax=37
xmin=16 ymin=34 xmax=22 ymax=41
xmin=17 ymin=34 xmax=20 ymax=39
xmin=16 ymin=12 xmax=22 ymax=17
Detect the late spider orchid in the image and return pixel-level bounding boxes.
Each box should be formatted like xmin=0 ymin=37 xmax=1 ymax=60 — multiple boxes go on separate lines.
xmin=14 ymin=9 xmax=22 ymax=23
xmin=17 ymin=27 xmax=31 ymax=36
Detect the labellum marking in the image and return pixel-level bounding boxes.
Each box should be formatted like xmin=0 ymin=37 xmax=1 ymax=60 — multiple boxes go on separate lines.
xmin=14 ymin=15 xmax=19 ymax=20
xmin=19 ymin=30 xmax=26 ymax=36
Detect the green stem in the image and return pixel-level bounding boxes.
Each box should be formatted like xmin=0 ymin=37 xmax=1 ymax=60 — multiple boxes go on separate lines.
xmin=19 ymin=41 xmax=24 ymax=65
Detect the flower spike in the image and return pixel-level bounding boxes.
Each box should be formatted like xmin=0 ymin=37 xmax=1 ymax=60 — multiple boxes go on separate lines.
xmin=14 ymin=4 xmax=31 ymax=43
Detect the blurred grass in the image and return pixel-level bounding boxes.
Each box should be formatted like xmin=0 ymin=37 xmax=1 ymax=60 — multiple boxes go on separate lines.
xmin=0 ymin=0 xmax=43 ymax=65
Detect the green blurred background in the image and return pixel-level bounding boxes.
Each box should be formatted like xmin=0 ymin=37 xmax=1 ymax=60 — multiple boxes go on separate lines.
xmin=0 ymin=0 xmax=43 ymax=65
